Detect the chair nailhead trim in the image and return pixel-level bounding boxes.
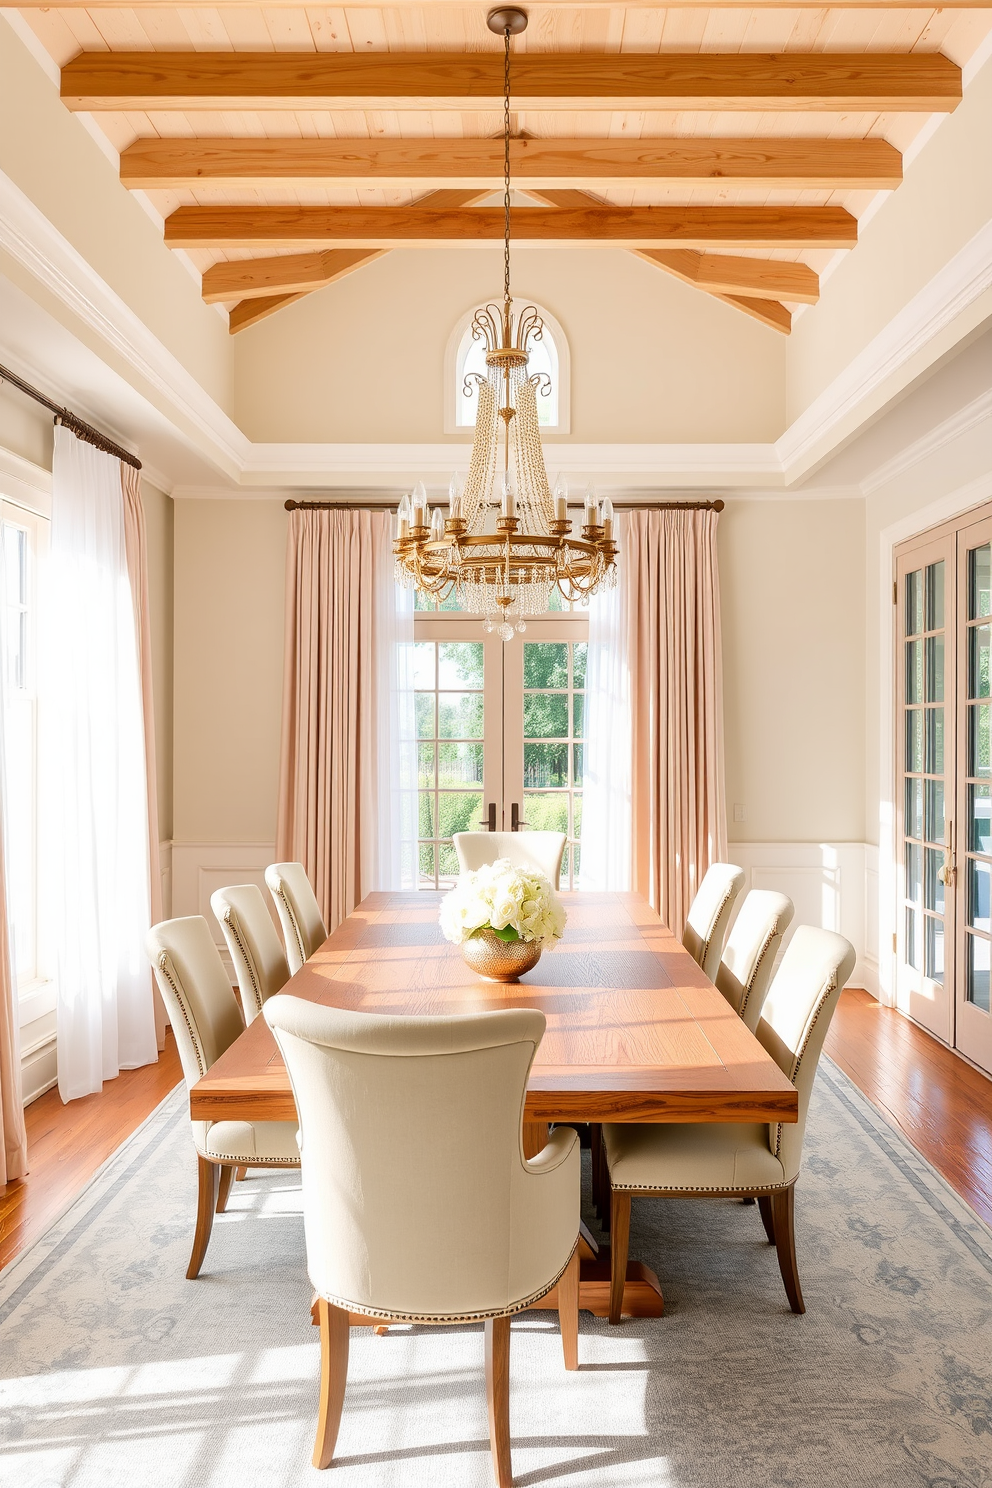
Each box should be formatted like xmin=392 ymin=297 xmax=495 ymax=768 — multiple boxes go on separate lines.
xmin=155 ymin=953 xmax=206 ymax=1079
xmin=738 ymin=928 xmax=776 ymax=1016
xmin=273 ymin=883 xmax=306 ymax=968
xmin=222 ymin=908 xmax=264 ymax=1017
xmin=313 ymin=1249 xmax=576 ymax=1325
xmin=771 ymin=973 xmax=837 ymax=1158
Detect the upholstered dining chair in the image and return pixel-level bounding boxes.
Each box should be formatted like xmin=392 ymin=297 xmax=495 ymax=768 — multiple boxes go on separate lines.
xmin=263 ymin=995 xmax=581 ymax=1483
xmin=681 ymin=862 xmax=746 ymax=981
xmin=211 ymin=883 xmax=290 ymax=1025
xmin=715 ymin=889 xmax=795 ymax=1033
xmin=145 ymin=916 xmax=300 ymax=1279
xmin=602 ymin=926 xmax=856 ymax=1321
xmin=453 ymin=830 xmax=567 ymax=887
xmin=265 ymin=861 xmax=327 ymax=974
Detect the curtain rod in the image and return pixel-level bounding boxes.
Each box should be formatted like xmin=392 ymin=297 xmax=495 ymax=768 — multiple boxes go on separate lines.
xmin=0 ymin=361 xmax=142 ymax=471
xmin=284 ymin=498 xmax=724 ymax=512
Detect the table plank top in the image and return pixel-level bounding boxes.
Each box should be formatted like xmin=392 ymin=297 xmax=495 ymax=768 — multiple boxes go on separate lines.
xmin=190 ymin=890 xmax=798 ymax=1125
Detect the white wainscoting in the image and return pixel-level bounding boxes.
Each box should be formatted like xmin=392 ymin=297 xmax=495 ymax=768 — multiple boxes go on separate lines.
xmin=170 ymin=842 xmax=277 ymax=977
xmin=727 ymin=842 xmax=878 ymax=997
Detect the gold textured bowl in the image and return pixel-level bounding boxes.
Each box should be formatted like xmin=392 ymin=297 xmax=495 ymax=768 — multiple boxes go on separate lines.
xmin=461 ymin=927 xmax=542 ymax=983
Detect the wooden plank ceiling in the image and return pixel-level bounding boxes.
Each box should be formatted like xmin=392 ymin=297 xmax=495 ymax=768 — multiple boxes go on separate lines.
xmin=17 ymin=4 xmax=992 ymax=336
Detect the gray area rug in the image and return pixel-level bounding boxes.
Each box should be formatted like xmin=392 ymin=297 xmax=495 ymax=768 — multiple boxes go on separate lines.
xmin=1 ymin=1060 xmax=991 ymax=1488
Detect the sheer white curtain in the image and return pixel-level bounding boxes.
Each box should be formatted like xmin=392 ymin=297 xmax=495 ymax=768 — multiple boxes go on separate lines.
xmin=365 ymin=515 xmax=417 ymax=893
xmin=44 ymin=428 xmax=157 ymax=1100
xmin=580 ymin=533 xmax=632 ymax=891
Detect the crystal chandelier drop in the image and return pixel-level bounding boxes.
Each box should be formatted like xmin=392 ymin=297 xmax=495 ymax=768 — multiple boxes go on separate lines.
xmin=393 ymin=6 xmax=618 ymax=641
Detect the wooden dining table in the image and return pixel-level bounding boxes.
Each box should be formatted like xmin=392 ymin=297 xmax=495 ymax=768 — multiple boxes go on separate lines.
xmin=190 ymin=889 xmax=797 ymax=1319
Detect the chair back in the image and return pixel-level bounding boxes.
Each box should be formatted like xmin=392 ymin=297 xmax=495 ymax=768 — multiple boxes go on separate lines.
xmin=715 ymin=890 xmax=794 ymax=1032
xmin=263 ymin=996 xmax=579 ymax=1319
xmin=682 ymin=862 xmax=745 ymax=980
xmin=453 ymin=831 xmax=567 ymax=886
xmin=211 ymin=883 xmax=290 ymax=1024
xmin=145 ymin=916 xmax=245 ymax=1091
xmin=265 ymin=862 xmax=327 ymax=974
xmin=757 ymin=926 xmax=857 ymax=1181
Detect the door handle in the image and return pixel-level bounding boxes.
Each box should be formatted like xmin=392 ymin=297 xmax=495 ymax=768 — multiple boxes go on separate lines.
xmin=477 ymin=802 xmax=497 ymax=831
xmin=938 ymin=820 xmax=955 ymax=887
xmin=511 ymin=802 xmax=528 ymax=832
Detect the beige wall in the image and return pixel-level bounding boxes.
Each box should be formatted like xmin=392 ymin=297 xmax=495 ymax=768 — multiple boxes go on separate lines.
xmin=787 ymin=54 xmax=992 ymax=426
xmin=142 ymin=481 xmax=174 ymax=841
xmin=720 ymin=498 xmax=866 ymax=844
xmin=234 ymin=247 xmax=787 ymax=446
xmin=172 ymin=499 xmax=287 ymax=845
xmin=0 ymin=384 xmax=52 ymax=470
xmin=0 ymin=16 xmax=232 ymax=415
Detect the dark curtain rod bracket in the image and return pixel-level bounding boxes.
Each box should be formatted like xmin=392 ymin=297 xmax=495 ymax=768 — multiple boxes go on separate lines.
xmin=0 ymin=362 xmax=141 ymax=471
xmin=285 ymin=498 xmax=725 ymax=513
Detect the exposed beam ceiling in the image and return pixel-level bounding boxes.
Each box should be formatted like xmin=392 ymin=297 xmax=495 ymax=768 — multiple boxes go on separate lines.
xmin=121 ymin=136 xmax=903 ymax=192
xmin=228 ymin=294 xmax=310 ymax=332
xmin=167 ymin=204 xmax=858 ymax=251
xmin=634 ymin=249 xmax=819 ymax=304
xmin=205 ymin=250 xmax=387 ymax=305
xmin=714 ymin=296 xmax=792 ymax=334
xmin=62 ymin=51 xmax=962 ymax=114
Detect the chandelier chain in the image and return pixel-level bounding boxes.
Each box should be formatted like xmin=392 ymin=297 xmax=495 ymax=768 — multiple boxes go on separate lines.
xmin=503 ymin=25 xmax=511 ymax=309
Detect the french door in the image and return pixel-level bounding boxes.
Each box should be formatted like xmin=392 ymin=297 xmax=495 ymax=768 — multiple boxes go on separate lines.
xmin=896 ymin=509 xmax=992 ymax=1075
xmin=413 ymin=613 xmax=588 ymax=889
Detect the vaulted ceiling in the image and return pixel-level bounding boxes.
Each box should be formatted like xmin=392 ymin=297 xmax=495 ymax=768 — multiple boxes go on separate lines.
xmin=17 ymin=3 xmax=992 ymax=336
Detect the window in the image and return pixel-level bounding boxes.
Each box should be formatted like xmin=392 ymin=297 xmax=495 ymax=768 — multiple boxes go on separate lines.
xmin=1 ymin=500 xmax=48 ymax=1009
xmin=445 ymin=299 xmax=570 ymax=434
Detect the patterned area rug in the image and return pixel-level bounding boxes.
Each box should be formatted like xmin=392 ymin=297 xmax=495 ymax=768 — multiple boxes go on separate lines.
xmin=2 ymin=1060 xmax=991 ymax=1488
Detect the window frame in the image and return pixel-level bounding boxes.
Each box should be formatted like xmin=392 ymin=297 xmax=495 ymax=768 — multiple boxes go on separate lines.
xmin=443 ymin=297 xmax=571 ymax=436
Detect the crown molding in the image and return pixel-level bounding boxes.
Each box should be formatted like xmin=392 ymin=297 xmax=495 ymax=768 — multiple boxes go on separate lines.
xmin=0 ymin=166 xmax=249 ymax=480
xmin=777 ymin=219 xmax=992 ymax=485
xmin=0 ymin=444 xmax=52 ymax=515
xmin=860 ymin=386 xmax=992 ymax=495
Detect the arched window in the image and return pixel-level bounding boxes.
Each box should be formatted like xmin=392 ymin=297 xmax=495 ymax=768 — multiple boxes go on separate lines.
xmin=444 ymin=299 xmax=570 ymax=435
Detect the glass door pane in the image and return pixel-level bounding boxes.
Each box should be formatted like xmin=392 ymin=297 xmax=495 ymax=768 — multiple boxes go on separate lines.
xmin=955 ymin=521 xmax=992 ymax=1071
xmin=895 ymin=538 xmax=954 ymax=1044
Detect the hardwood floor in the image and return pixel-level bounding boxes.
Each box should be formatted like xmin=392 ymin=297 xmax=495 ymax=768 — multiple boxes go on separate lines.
xmin=0 ymin=1030 xmax=183 ymax=1271
xmin=824 ymin=988 xmax=992 ymax=1229
xmin=1 ymin=992 xmax=990 ymax=1274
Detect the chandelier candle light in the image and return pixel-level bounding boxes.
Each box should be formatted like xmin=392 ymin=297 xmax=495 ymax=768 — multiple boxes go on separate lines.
xmin=393 ymin=6 xmax=618 ymax=641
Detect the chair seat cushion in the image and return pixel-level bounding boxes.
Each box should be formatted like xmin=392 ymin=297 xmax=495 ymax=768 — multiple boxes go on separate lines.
xmin=603 ymin=1121 xmax=787 ymax=1193
xmin=198 ymin=1120 xmax=301 ymax=1165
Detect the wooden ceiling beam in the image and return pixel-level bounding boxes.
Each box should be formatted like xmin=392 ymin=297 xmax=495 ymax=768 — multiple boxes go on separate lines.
xmin=20 ymin=0 xmax=992 ymax=9
xmin=204 ymin=249 xmax=387 ymax=304
xmin=122 ymin=135 xmax=902 ymax=191
xmin=168 ymin=204 xmax=858 ymax=251
xmin=635 ymin=248 xmax=819 ymax=304
xmin=227 ymin=293 xmax=310 ymax=332
xmin=713 ymin=295 xmax=792 ymax=333
xmin=63 ymin=51 xmax=961 ymax=114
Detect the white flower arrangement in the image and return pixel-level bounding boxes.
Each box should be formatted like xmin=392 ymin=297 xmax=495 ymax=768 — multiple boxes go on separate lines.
xmin=439 ymin=858 xmax=567 ymax=950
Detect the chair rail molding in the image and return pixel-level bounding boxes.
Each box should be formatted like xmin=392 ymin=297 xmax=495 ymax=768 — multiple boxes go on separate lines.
xmin=171 ymin=843 xmax=277 ymax=977
xmin=727 ymin=842 xmax=876 ymax=996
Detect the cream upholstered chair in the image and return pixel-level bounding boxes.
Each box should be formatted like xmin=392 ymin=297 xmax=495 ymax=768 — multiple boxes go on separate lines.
xmin=603 ymin=926 xmax=856 ymax=1321
xmin=681 ymin=862 xmax=746 ymax=981
xmin=264 ymin=861 xmax=327 ymax=974
xmin=263 ymin=995 xmax=581 ymax=1482
xmin=715 ymin=889 xmax=795 ymax=1033
xmin=211 ymin=883 xmax=290 ymax=1025
xmin=453 ymin=830 xmax=567 ymax=886
xmin=146 ymin=916 xmax=300 ymax=1279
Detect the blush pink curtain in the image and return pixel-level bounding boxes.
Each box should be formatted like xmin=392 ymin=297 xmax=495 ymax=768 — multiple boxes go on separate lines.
xmin=276 ymin=509 xmax=392 ymax=933
xmin=0 ymin=821 xmax=27 ymax=1182
xmin=625 ymin=507 xmax=727 ymax=934
xmin=121 ymin=465 xmax=166 ymax=1050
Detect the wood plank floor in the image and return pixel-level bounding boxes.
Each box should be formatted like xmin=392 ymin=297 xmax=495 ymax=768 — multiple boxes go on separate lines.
xmin=824 ymin=988 xmax=992 ymax=1229
xmin=1 ymin=992 xmax=990 ymax=1274
xmin=0 ymin=1030 xmax=183 ymax=1271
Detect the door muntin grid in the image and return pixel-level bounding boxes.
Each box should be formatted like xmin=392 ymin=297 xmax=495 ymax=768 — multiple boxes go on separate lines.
xmin=964 ymin=542 xmax=992 ymax=1013
xmin=903 ymin=561 xmax=947 ymax=984
xmin=521 ymin=640 xmax=586 ymax=888
xmin=414 ymin=640 xmax=485 ymax=887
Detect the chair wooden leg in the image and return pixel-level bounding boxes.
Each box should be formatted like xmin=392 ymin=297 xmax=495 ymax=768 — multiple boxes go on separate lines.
xmin=557 ymin=1248 xmax=580 ymax=1371
xmin=608 ymin=1191 xmax=631 ymax=1325
xmin=756 ymin=1195 xmax=777 ymax=1245
xmin=590 ymin=1124 xmax=604 ymax=1218
xmin=485 ymin=1316 xmax=512 ymax=1488
xmin=187 ymin=1156 xmax=219 ymax=1280
xmin=771 ymin=1185 xmax=805 ymax=1314
xmin=216 ymin=1164 xmax=235 ymax=1214
xmin=313 ymin=1299 xmax=350 ymax=1470
xmin=235 ymin=1164 xmax=248 ymax=1181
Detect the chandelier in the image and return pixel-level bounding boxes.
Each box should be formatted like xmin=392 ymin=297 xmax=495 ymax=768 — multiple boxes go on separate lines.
xmin=393 ymin=6 xmax=618 ymax=640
